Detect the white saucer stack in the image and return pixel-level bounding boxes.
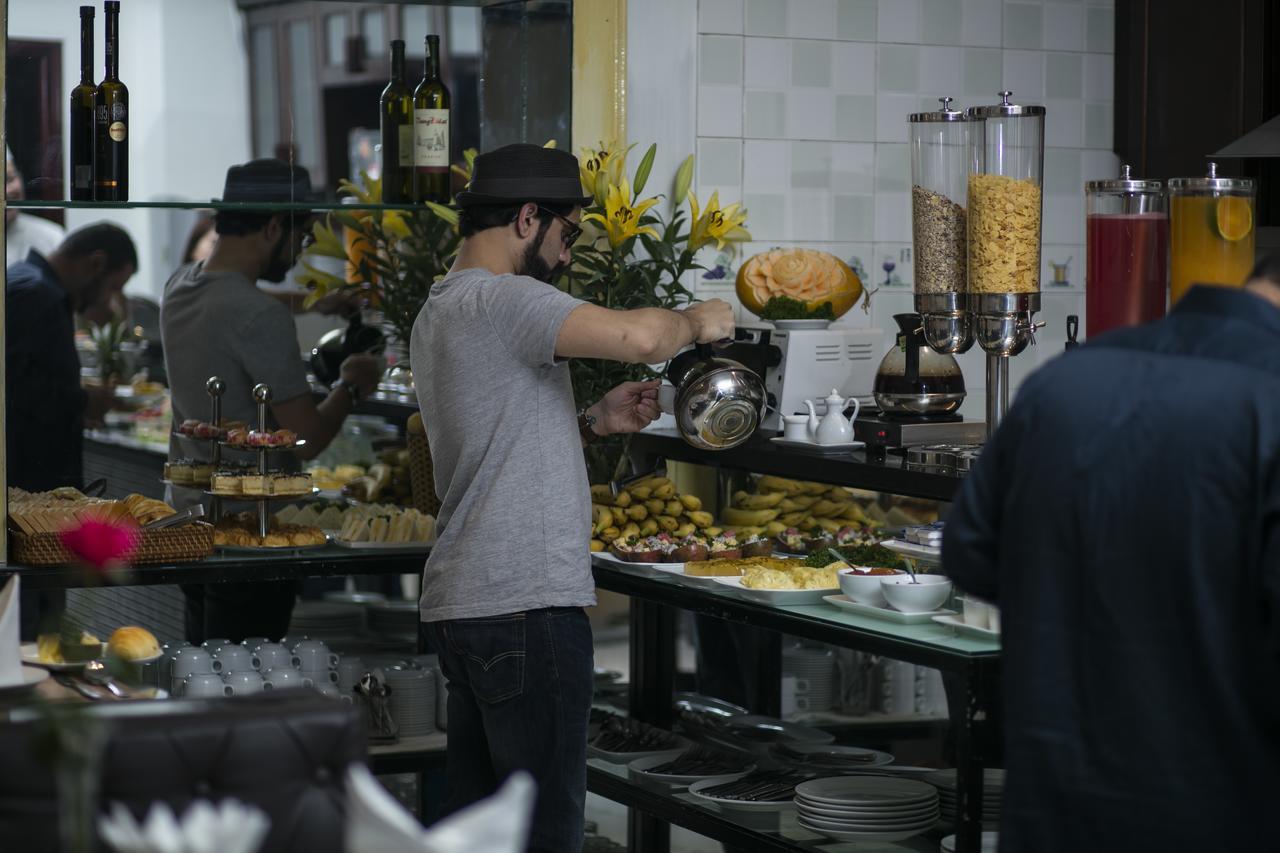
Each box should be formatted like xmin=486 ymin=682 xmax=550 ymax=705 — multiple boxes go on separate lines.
xmin=384 ymin=665 xmax=437 ymax=737
xmin=794 ymin=777 xmax=939 ymax=842
xmin=288 ymin=602 xmax=363 ymax=644
xmin=926 ymin=768 xmax=1004 ymax=827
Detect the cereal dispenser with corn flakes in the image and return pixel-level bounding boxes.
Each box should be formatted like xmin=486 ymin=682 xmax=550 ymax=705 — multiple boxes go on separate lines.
xmin=964 ymin=91 xmax=1046 ymax=434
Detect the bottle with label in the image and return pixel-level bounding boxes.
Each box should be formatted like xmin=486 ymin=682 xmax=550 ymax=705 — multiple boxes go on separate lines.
xmin=412 ymin=34 xmax=451 ymax=204
xmin=380 ymin=39 xmax=413 ymax=204
xmin=95 ymin=0 xmax=128 ymax=201
xmin=69 ymin=5 xmax=96 ymax=201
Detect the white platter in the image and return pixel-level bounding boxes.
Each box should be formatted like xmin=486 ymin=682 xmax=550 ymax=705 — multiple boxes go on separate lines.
xmin=769 ymin=437 xmax=865 ymax=453
xmin=593 ymin=551 xmax=685 ymax=576
xmin=0 ymin=666 xmax=50 ymax=695
xmin=796 ymin=800 xmax=938 ymax=820
xmin=931 ymin=614 xmax=1001 ymax=640
xmin=880 ymin=538 xmax=943 ymax=563
xmin=796 ymin=776 xmax=938 ymax=806
xmin=21 ymin=642 xmax=106 ymax=672
xmin=687 ymin=777 xmax=800 ymax=813
xmin=823 ymin=594 xmax=955 ymax=624
xmin=711 ymin=576 xmax=838 ymax=605
xmin=587 ymin=744 xmax=683 ymax=765
xmin=215 ymin=542 xmax=329 ymax=554
xmin=331 ymin=538 xmax=432 ymax=552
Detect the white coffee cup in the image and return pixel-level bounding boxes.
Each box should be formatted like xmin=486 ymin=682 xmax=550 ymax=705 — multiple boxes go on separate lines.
xmin=987 ymin=606 xmax=1001 ymax=634
xmin=293 ymin=640 xmax=339 ymax=672
xmin=253 ymin=643 xmax=301 ymax=672
xmin=782 ymin=415 xmax=811 ymax=442
xmin=222 ymin=670 xmax=266 ymax=694
xmin=184 ymin=672 xmax=233 ymax=698
xmin=657 ymin=384 xmax=677 ymax=415
xmin=301 ymin=668 xmax=339 ymax=685
xmin=962 ymin=597 xmax=992 ymax=629
xmin=211 ymin=645 xmax=255 ymax=673
xmin=262 ymin=668 xmax=313 ymax=690
xmin=312 ymin=682 xmax=352 ymax=703
xmin=171 ymin=647 xmax=215 ymax=681
xmin=202 ymin=638 xmax=233 ymax=654
xmin=241 ymin=637 xmax=272 ymax=652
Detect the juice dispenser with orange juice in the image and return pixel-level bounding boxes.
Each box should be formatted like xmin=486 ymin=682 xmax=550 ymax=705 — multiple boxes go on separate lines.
xmin=1168 ymin=163 xmax=1254 ymax=305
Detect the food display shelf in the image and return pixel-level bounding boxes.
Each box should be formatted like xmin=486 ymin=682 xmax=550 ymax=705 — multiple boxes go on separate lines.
xmin=629 ymin=429 xmax=964 ymax=502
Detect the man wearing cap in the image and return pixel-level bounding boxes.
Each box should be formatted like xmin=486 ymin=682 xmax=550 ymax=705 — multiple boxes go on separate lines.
xmin=161 ymin=159 xmax=382 ymax=642
xmin=412 ymin=143 xmax=735 ymax=852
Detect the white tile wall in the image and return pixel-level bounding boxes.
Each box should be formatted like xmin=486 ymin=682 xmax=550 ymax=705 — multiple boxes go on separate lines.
xmin=686 ymin=0 xmax=1117 ymax=388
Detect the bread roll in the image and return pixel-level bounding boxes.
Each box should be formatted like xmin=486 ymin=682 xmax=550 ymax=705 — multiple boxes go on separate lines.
xmin=108 ymin=626 xmax=160 ymax=661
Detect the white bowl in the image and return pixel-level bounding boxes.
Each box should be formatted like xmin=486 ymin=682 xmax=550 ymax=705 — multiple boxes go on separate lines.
xmin=881 ymin=575 xmax=952 ymax=614
xmin=838 ymin=568 xmax=906 ymax=606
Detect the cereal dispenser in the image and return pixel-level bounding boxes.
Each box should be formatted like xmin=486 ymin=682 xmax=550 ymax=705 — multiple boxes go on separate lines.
xmin=910 ymin=96 xmax=972 ymax=353
xmin=964 ymin=92 xmax=1046 ymax=434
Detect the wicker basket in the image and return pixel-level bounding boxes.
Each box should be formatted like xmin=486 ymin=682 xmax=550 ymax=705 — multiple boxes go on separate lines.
xmin=407 ymin=430 xmax=441 ymax=517
xmin=10 ymin=521 xmax=215 ymax=567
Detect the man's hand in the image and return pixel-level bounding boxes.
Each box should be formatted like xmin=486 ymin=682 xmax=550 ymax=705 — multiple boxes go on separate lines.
xmin=310 ymin=289 xmax=366 ymax=317
xmin=339 ymin=353 xmax=383 ymax=399
xmin=588 ymin=379 xmax=663 ymax=436
xmin=681 ymin=299 xmax=736 ymax=344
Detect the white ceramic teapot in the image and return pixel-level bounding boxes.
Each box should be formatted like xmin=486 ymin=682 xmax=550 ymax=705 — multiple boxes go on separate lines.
xmin=812 ymin=389 xmax=860 ymax=445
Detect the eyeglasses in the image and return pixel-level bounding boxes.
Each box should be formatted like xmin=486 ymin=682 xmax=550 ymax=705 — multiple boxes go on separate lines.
xmin=536 ymin=206 xmax=583 ymax=248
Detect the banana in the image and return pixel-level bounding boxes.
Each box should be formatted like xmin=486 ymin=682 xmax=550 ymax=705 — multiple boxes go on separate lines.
xmin=737 ymin=525 xmax=766 ymax=537
xmin=686 ymin=510 xmax=715 ymax=528
xmin=645 ymin=498 xmax=666 ymax=515
xmin=777 ymin=510 xmax=809 ymax=527
xmin=777 ymin=498 xmax=802 ymax=513
xmin=735 ymin=491 xmax=786 ymax=509
xmin=592 ymin=504 xmax=613 ymax=534
xmin=765 ymin=521 xmax=788 ymax=536
xmin=664 ymin=500 xmax=684 ymax=518
xmin=673 ymin=522 xmax=696 ymax=538
xmin=626 ymin=504 xmax=649 ymax=521
xmin=620 ymin=522 xmax=641 ymax=539
xmin=721 ymin=506 xmax=781 ymax=526
xmin=601 ymin=526 xmax=620 ymax=541
xmin=756 ymin=474 xmax=805 ymax=495
xmin=629 ymin=486 xmax=653 ymax=500
xmin=613 ymin=490 xmax=633 ymax=507
xmin=639 ymin=518 xmax=659 ymax=536
xmin=703 ymin=526 xmax=723 ymax=537
xmin=813 ymin=517 xmax=843 ymax=534
xmin=652 ymin=482 xmax=676 ymax=499
xmin=590 ymin=485 xmax=615 ymax=503
xmin=656 ymin=515 xmax=680 ymax=532
xmin=630 ymin=475 xmax=671 ymax=491
xmin=824 ymin=487 xmax=852 ymax=502
xmin=589 ymin=539 xmax=605 ymax=552
xmin=611 ymin=507 xmax=628 ymax=528
xmin=679 ymin=494 xmax=703 ymax=512
xmin=841 ymin=503 xmax=871 ymax=523
xmin=790 ymin=495 xmax=820 ymax=509
xmin=800 ymin=481 xmax=830 ymax=495
xmin=809 ymin=499 xmax=851 ymax=519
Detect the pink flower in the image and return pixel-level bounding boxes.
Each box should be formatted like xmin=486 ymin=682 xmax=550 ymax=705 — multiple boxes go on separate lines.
xmin=59 ymin=517 xmax=141 ymax=572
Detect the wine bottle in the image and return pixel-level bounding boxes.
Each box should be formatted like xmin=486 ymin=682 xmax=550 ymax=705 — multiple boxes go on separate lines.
xmin=380 ymin=39 xmax=413 ymax=204
xmin=412 ymin=34 xmax=451 ymax=204
xmin=69 ymin=6 xmax=96 ymax=201
xmin=95 ymin=0 xmax=128 ymax=201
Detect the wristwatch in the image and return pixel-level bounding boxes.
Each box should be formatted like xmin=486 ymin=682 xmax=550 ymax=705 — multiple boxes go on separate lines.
xmin=578 ymin=408 xmax=602 ymax=445
xmin=331 ymin=378 xmax=362 ymax=405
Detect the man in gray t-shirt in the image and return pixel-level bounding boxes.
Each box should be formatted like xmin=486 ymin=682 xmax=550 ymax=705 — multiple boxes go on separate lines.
xmin=412 ymin=144 xmax=734 ymax=853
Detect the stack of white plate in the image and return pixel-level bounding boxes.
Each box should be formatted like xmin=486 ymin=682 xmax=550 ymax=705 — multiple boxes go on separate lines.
xmin=289 ymin=602 xmax=363 ymax=643
xmin=941 ymin=831 xmax=999 ymax=852
xmin=385 ymin=665 xmax=437 ymax=737
xmin=368 ymin=601 xmax=419 ymax=642
xmin=925 ymin=768 xmax=1004 ymax=826
xmin=794 ymin=777 xmax=940 ymax=842
xmin=782 ymin=645 xmax=837 ymax=713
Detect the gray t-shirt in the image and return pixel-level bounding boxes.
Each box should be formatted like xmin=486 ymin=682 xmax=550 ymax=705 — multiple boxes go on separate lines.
xmin=411 ymin=267 xmax=594 ymax=622
xmin=160 ymin=262 xmax=310 ymax=505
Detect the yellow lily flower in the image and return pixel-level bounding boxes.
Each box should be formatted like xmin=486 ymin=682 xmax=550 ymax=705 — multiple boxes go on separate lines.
xmin=451 ymin=147 xmax=479 ymax=184
xmin=381 ymin=211 xmax=411 ymax=241
xmin=687 ymin=191 xmax=751 ymax=252
xmin=583 ymin=177 xmax=659 ymax=248
xmin=305 ymin=218 xmax=350 ymax=260
xmin=338 ymin=172 xmax=381 ymax=204
xmin=579 ymin=142 xmax=631 ymax=206
xmin=298 ymin=260 xmax=349 ymax=309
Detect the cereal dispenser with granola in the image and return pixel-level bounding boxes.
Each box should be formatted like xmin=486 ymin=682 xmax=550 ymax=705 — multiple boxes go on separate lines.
xmin=910 ymin=96 xmax=973 ymax=353
xmin=964 ymin=92 xmax=1046 ymax=433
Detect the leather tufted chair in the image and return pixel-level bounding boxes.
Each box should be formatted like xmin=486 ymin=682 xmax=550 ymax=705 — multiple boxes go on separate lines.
xmin=0 ymin=690 xmax=366 ymax=852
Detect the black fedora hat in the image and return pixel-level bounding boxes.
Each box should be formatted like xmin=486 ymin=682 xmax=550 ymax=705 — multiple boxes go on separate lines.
xmin=455 ymin=143 xmax=593 ymax=209
xmin=214 ymin=158 xmax=323 ymax=206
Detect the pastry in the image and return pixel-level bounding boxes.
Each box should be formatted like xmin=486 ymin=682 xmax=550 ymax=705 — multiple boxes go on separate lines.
xmin=121 ymin=494 xmax=175 ymax=526
xmin=191 ymin=464 xmax=215 ymax=485
xmin=247 ymin=430 xmax=273 ymax=447
xmin=240 ymin=475 xmax=270 ymax=496
xmin=269 ymin=429 xmax=297 ymax=446
xmin=108 ymin=626 xmax=160 ymax=661
xmin=163 ymin=461 xmax=194 ymax=485
xmin=210 ymin=473 xmax=242 ymax=495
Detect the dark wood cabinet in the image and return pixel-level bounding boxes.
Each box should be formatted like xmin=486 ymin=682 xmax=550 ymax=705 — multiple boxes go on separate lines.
xmin=1115 ymin=0 xmax=1280 ymax=229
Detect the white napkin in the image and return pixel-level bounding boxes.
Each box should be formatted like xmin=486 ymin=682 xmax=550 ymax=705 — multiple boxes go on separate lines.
xmin=344 ymin=764 xmax=534 ymax=853
xmin=97 ymin=799 xmax=270 ymax=853
xmin=0 ymin=575 xmax=22 ymax=687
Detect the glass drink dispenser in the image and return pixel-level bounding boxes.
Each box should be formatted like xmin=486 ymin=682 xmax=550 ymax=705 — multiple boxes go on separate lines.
xmin=1168 ymin=163 xmax=1255 ymax=305
xmin=910 ymin=97 xmax=972 ymax=353
xmin=1085 ymin=165 xmax=1167 ymax=337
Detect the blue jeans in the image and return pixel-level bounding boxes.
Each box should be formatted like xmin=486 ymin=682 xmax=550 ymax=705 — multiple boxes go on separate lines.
xmin=427 ymin=607 xmax=593 ymax=853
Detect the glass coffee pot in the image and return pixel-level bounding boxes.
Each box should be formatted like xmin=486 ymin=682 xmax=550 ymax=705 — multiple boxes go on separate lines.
xmin=873 ymin=314 xmax=966 ymax=417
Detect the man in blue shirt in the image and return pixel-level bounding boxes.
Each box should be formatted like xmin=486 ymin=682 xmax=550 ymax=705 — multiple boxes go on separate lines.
xmin=944 ymin=258 xmax=1280 ymax=852
xmin=6 ymin=223 xmax=137 ymax=636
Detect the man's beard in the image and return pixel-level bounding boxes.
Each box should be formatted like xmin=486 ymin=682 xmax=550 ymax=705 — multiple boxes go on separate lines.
xmin=262 ymin=231 xmax=295 ymax=283
xmin=516 ymin=223 xmax=568 ymax=284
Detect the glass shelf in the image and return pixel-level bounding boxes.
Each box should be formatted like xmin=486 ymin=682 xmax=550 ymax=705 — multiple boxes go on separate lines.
xmin=6 ymin=199 xmax=442 ymax=213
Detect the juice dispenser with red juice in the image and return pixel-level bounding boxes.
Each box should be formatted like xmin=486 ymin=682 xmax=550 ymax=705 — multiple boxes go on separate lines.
xmin=1085 ymin=165 xmax=1168 ymax=337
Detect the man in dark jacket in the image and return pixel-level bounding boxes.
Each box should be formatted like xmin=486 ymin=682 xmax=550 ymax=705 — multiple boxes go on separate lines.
xmin=944 ymin=256 xmax=1280 ymax=853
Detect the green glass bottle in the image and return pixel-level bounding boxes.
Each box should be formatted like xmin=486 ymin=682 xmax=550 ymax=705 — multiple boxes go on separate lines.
xmin=412 ymin=34 xmax=451 ymax=204
xmin=69 ymin=5 xmax=96 ymax=201
xmin=380 ymin=39 xmax=413 ymax=204
xmin=94 ymin=0 xmax=128 ymax=201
